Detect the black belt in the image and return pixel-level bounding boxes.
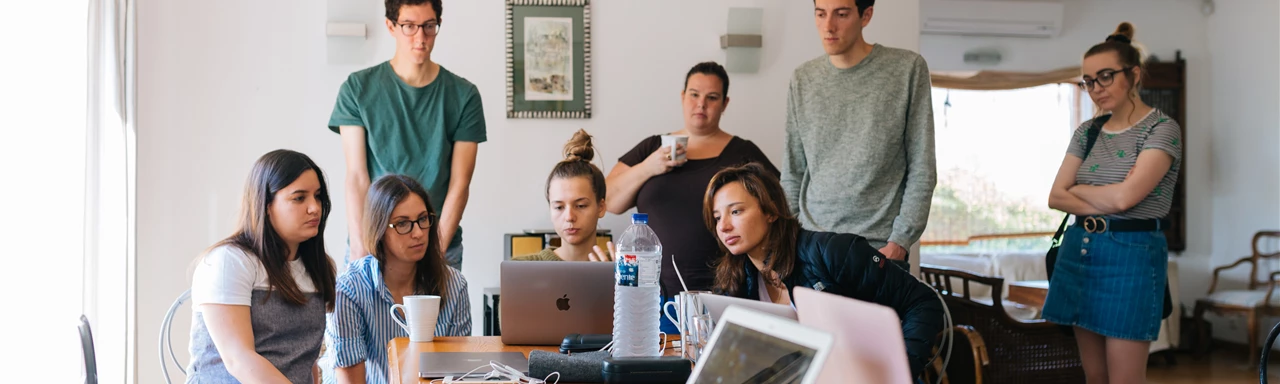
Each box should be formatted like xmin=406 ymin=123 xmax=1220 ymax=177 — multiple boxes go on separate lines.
xmin=1073 ymin=215 xmax=1170 ymax=233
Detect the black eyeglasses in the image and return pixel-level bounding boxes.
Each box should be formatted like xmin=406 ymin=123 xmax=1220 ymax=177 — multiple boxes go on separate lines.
xmin=1078 ymin=67 xmax=1134 ymax=91
xmin=396 ymin=21 xmax=441 ymax=37
xmin=389 ymin=214 xmax=435 ymax=235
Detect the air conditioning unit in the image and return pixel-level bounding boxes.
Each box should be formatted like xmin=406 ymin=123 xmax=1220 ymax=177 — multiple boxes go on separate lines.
xmin=921 ymin=0 xmax=1064 ymax=38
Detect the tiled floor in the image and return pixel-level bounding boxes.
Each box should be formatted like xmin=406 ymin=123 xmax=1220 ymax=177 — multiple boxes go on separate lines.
xmin=1148 ymin=346 xmax=1280 ymax=384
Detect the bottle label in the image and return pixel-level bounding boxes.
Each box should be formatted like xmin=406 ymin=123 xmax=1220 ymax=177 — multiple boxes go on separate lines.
xmin=616 ymin=254 xmax=638 ymax=287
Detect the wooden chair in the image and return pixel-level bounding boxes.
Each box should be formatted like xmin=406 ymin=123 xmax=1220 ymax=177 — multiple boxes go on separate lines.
xmin=924 ymin=325 xmax=989 ymax=384
xmin=1193 ymin=230 xmax=1280 ymax=366
xmin=920 ymin=264 xmax=1085 ymax=384
xmin=79 ymin=315 xmax=97 ymax=384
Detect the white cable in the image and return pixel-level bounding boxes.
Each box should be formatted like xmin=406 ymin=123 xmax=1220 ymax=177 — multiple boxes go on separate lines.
xmin=886 ymin=256 xmax=953 ymax=384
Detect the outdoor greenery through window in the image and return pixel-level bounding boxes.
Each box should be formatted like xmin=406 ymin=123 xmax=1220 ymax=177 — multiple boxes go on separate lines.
xmin=921 ymin=84 xmax=1094 ymax=254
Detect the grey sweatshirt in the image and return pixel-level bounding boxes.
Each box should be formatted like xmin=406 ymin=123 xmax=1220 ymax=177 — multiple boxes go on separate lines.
xmin=782 ymin=45 xmax=937 ymax=249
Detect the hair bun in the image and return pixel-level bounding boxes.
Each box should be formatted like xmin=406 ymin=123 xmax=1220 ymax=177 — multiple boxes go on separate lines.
xmin=1107 ymin=22 xmax=1135 ymax=44
xmin=562 ymin=129 xmax=596 ymax=163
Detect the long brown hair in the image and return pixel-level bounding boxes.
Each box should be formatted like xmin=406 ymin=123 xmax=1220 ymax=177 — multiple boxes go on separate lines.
xmin=212 ymin=149 xmax=337 ymax=310
xmin=546 ymin=129 xmax=607 ymax=202
xmin=702 ymin=163 xmax=802 ymax=296
xmin=363 ymin=175 xmax=452 ymax=299
xmin=1084 ymin=22 xmax=1146 ymax=121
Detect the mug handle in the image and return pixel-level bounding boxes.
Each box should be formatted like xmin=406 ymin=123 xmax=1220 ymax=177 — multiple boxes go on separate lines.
xmin=389 ymin=304 xmax=410 ymax=333
xmin=663 ymin=301 xmax=682 ymax=335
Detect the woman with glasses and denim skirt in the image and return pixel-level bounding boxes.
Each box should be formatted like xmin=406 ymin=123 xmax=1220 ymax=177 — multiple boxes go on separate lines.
xmin=321 ymin=174 xmax=471 ymax=384
xmin=1045 ymin=22 xmax=1182 ymax=384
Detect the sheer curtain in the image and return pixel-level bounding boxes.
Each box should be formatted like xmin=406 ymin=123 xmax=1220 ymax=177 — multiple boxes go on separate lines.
xmin=85 ymin=0 xmax=135 ymax=382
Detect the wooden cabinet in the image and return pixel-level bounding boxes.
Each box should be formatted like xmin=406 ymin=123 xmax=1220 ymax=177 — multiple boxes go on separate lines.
xmin=1139 ymin=53 xmax=1187 ymax=252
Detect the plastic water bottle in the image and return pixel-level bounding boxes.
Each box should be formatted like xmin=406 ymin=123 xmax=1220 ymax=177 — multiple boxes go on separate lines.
xmin=612 ymin=213 xmax=662 ymax=358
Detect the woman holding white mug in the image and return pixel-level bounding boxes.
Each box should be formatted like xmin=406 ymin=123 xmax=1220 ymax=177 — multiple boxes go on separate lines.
xmin=607 ymin=62 xmax=778 ymax=335
xmin=323 ymin=175 xmax=471 ymax=384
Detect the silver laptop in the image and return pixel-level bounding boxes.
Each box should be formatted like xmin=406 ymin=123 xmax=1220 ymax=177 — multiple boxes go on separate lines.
xmin=418 ymin=352 xmax=528 ymax=379
xmin=500 ymin=261 xmax=615 ymax=345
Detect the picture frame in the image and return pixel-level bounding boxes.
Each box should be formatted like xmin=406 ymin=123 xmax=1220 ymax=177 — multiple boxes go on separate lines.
xmin=505 ymin=0 xmax=592 ymax=119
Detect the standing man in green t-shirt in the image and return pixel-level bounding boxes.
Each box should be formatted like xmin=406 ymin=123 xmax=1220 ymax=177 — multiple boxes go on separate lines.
xmin=783 ymin=0 xmax=936 ymax=262
xmin=329 ymin=0 xmax=486 ymax=270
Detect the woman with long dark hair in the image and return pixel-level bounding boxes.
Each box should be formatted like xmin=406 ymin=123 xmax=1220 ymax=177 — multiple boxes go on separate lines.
xmin=187 ymin=149 xmax=338 ymax=383
xmin=703 ymin=163 xmax=942 ymax=379
xmin=324 ymin=174 xmax=470 ymax=384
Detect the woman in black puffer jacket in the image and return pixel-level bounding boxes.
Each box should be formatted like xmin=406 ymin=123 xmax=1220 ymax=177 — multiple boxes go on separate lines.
xmin=702 ymin=163 xmax=944 ymax=379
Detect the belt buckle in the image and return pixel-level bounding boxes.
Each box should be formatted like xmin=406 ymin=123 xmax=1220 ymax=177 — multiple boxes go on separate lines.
xmin=1083 ymin=216 xmax=1108 ymax=233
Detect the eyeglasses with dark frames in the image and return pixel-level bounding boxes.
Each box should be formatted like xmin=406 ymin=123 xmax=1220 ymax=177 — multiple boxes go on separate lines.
xmin=389 ymin=214 xmax=435 ymax=235
xmin=396 ymin=21 xmax=441 ymax=37
xmin=1078 ymin=66 xmax=1134 ymax=91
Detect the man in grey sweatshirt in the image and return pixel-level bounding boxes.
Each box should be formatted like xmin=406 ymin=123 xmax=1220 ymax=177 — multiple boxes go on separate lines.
xmin=783 ymin=0 xmax=936 ymax=261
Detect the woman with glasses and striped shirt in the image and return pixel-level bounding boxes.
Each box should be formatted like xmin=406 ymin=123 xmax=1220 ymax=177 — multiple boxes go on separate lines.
xmin=1045 ymin=22 xmax=1181 ymax=384
xmin=322 ymin=174 xmax=471 ymax=384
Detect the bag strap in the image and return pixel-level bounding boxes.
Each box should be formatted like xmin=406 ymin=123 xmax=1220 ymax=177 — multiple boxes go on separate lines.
xmin=1051 ymin=115 xmax=1112 ymax=245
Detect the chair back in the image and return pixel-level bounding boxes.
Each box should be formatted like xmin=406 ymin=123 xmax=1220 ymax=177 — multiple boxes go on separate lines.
xmin=920 ymin=264 xmax=1084 ymax=384
xmin=79 ymin=315 xmax=97 ymax=384
xmin=1247 ymin=231 xmax=1280 ymax=290
xmin=925 ymin=325 xmax=988 ymax=384
xmin=1262 ymin=320 xmax=1280 ymax=383
xmin=160 ymin=289 xmax=191 ymax=384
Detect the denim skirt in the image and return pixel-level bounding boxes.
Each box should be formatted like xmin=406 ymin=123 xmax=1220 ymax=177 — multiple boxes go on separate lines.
xmin=1042 ymin=225 xmax=1168 ymax=341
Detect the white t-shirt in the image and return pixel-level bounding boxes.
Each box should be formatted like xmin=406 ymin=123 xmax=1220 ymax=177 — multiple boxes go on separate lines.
xmin=191 ymin=244 xmax=317 ymax=311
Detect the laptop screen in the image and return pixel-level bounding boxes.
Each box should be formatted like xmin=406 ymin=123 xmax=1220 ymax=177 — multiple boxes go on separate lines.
xmin=688 ymin=321 xmax=820 ymax=384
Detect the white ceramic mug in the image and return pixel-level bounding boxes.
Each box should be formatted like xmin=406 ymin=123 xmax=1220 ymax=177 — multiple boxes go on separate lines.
xmin=662 ymin=290 xmax=712 ymax=359
xmin=390 ymin=295 xmax=441 ymax=342
xmin=660 ymin=135 xmax=689 ymax=163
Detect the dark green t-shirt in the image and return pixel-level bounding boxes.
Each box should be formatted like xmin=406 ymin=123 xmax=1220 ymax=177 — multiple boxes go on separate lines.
xmin=329 ymin=62 xmax=487 ymax=247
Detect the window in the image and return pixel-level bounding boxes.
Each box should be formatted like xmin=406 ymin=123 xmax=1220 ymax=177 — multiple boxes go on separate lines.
xmin=921 ymin=84 xmax=1094 ymax=254
xmin=0 ymin=2 xmax=90 ymax=383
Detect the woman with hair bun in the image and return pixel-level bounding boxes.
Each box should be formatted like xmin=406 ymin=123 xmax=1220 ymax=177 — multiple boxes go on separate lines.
xmin=514 ymin=129 xmax=613 ymax=261
xmin=1045 ymin=22 xmax=1183 ymax=383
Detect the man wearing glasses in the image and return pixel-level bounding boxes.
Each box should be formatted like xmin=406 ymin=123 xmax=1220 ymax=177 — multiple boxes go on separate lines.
xmin=329 ymin=0 xmax=485 ymax=270
xmin=782 ymin=0 xmax=936 ymax=264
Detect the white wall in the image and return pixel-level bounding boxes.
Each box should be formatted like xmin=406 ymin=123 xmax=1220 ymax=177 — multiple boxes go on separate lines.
xmin=134 ymin=0 xmax=919 ymax=382
xmin=1201 ymin=0 xmax=1280 ymax=346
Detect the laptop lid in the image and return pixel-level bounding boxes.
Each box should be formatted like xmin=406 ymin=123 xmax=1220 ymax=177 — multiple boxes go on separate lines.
xmin=698 ymin=293 xmax=798 ymax=323
xmin=793 ymin=287 xmax=912 ymax=384
xmin=418 ymin=352 xmax=529 ymax=379
xmin=499 ymin=261 xmax=615 ymax=345
xmin=687 ymin=306 xmax=833 ymax=384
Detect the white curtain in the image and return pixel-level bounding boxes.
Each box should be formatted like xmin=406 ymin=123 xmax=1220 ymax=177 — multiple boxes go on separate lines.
xmin=85 ymin=0 xmax=135 ymax=382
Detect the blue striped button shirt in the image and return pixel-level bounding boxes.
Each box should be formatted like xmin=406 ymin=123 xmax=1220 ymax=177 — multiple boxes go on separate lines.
xmin=322 ymin=255 xmax=471 ymax=384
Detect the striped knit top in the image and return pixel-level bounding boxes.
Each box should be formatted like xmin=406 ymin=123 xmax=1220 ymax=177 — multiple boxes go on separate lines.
xmin=321 ymin=255 xmax=471 ymax=384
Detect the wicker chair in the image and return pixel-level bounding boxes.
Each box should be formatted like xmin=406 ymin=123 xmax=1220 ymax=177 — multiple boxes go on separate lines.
xmin=1193 ymin=230 xmax=1280 ymax=367
xmin=920 ymin=264 xmax=1085 ymax=383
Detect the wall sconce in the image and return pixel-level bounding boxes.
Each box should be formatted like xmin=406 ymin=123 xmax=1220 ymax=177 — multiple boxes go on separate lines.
xmin=327 ymin=0 xmax=381 ymax=65
xmin=722 ymin=7 xmax=763 ymax=73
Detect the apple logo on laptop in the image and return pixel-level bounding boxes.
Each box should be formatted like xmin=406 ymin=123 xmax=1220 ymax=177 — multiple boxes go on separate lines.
xmin=557 ymin=294 xmax=570 ymax=311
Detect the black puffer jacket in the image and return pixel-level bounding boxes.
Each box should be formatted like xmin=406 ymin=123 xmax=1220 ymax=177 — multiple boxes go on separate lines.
xmin=728 ymin=229 xmax=944 ymax=378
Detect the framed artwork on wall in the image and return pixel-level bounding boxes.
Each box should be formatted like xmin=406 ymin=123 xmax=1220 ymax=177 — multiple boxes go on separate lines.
xmin=505 ymin=0 xmax=592 ymax=119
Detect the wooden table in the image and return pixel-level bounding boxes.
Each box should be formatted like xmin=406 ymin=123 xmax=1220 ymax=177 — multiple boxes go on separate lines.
xmin=387 ymin=336 xmax=680 ymax=384
xmin=1007 ymin=280 xmax=1050 ymax=309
